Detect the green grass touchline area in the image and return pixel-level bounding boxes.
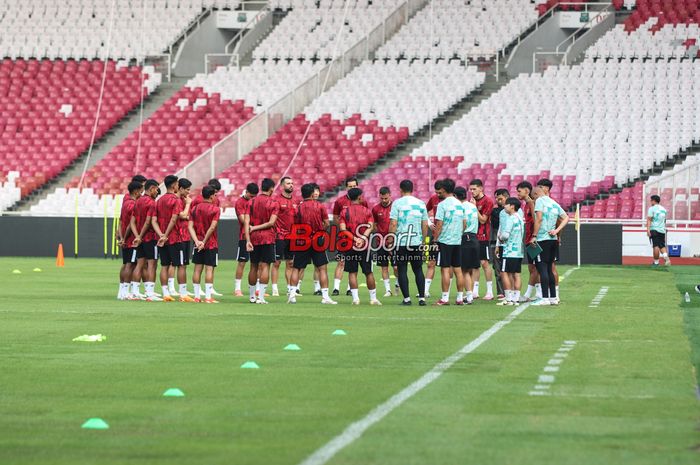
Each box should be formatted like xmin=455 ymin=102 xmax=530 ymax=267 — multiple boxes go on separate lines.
xmin=0 ymin=258 xmax=698 ymax=465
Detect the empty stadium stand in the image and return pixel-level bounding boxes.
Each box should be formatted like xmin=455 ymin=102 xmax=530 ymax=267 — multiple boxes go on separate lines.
xmin=376 ymin=0 xmax=538 ymax=60
xmin=216 ymin=61 xmax=484 ymax=207
xmin=255 ymin=0 xmax=404 ymax=61
xmin=0 ymin=59 xmax=159 ymax=198
xmin=0 ymin=0 xmax=210 ymax=61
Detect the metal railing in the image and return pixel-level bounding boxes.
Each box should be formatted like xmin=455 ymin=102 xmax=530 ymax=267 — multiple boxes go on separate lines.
xmin=176 ymin=0 xmax=426 ymax=190
xmin=144 ymin=54 xmax=172 ymax=82
xmin=532 ymin=2 xmax=613 ymax=73
xmin=643 ymin=159 xmax=700 ymax=223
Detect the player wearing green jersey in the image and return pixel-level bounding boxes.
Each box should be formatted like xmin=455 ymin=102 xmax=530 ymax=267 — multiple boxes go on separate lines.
xmin=646 ymin=194 xmax=670 ymax=266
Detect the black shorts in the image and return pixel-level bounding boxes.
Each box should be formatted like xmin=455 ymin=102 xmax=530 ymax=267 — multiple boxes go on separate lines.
xmin=501 ymin=257 xmax=522 ymax=274
xmin=275 ymin=239 xmax=293 ymax=261
xmin=650 ymin=230 xmax=666 ymax=248
xmin=193 ymin=248 xmax=218 ymax=267
xmin=534 ymin=240 xmax=558 ymax=264
xmin=138 ymin=240 xmax=158 ymax=261
xmin=250 ymin=243 xmax=276 ymax=264
xmin=460 ymin=233 xmax=480 ymax=270
xmin=122 ymin=247 xmax=141 ymax=264
xmin=181 ymin=241 xmax=190 ymax=266
xmin=374 ymin=246 xmax=395 ymax=267
xmin=293 ymin=248 xmax=329 ymax=269
xmin=160 ymin=242 xmax=185 ymax=267
xmin=437 ymin=243 xmax=461 ymax=268
xmin=554 ymin=241 xmax=560 ymax=262
xmin=344 ymin=251 xmax=373 ymax=275
xmin=237 ymin=239 xmax=249 ymax=262
xmin=479 ymin=241 xmax=491 ymax=261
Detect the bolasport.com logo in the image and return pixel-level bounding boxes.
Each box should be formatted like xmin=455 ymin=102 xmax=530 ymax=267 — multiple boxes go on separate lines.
xmin=287 ymin=223 xmax=437 ymax=261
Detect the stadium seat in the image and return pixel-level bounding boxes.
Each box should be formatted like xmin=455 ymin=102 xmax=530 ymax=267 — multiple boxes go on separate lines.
xmin=0 ymin=59 xmax=158 ymax=204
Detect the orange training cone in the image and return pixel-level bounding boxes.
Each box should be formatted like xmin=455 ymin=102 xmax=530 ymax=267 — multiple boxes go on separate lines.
xmin=56 ymin=243 xmax=65 ymax=268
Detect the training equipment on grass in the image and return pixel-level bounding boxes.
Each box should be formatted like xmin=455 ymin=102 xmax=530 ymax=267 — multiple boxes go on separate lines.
xmin=241 ymin=361 xmax=260 ymax=369
xmin=33 ymin=268 xmax=42 ymax=272
xmin=56 ymin=243 xmax=65 ymax=267
xmin=163 ymin=388 xmax=185 ymax=397
xmin=332 ymin=329 xmax=347 ymax=336
xmin=81 ymin=418 xmax=109 ymax=430
xmin=284 ymin=344 xmax=301 ymax=351
xmin=11 ymin=269 xmax=21 ymax=274
xmin=72 ymin=334 xmax=107 ymax=342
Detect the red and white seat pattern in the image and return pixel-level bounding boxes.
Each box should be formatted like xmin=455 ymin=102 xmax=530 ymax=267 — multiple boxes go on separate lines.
xmin=614 ymin=0 xmax=700 ymax=32
xmin=0 ymin=58 xmax=157 ymax=199
xmin=407 ymin=57 xmax=699 ymax=212
xmin=64 ymin=88 xmax=256 ymax=196
xmin=214 ymin=60 xmax=483 ymax=206
xmin=584 ymin=155 xmax=700 ymax=220
xmin=587 ymin=20 xmax=700 ymax=59
xmin=218 ymin=113 xmax=408 ymax=208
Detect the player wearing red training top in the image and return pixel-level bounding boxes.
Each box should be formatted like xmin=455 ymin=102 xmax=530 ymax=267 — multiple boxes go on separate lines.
xmin=372 ymin=186 xmax=397 ymax=297
xmin=234 ymin=183 xmax=259 ymax=297
xmin=155 ymin=175 xmax=191 ymax=302
xmin=190 ymin=178 xmax=223 ymax=297
xmin=173 ymin=178 xmax=194 ymax=302
xmin=271 ymin=176 xmax=298 ymax=297
xmin=340 ymin=188 xmax=381 ymax=306
xmin=469 ymin=178 xmax=495 ymax=300
xmin=288 ymin=183 xmax=336 ymax=305
xmin=188 ymin=185 xmax=221 ymax=304
xmin=517 ymin=180 xmax=540 ymax=301
xmin=424 ymin=180 xmax=443 ymax=298
xmin=131 ymin=179 xmax=163 ymax=301
xmin=331 ymin=177 xmax=368 ymax=296
xmin=117 ymin=181 xmax=143 ymax=300
xmin=244 ymin=178 xmax=279 ymax=304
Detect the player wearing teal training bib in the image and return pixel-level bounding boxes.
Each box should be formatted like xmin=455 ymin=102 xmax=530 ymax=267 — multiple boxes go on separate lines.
xmin=497 ymin=197 xmax=525 ymax=306
xmin=433 ymin=179 xmax=467 ymax=306
xmin=646 ymin=194 xmax=670 ymax=266
xmin=531 ymin=185 xmax=568 ymax=306
xmin=389 ymin=179 xmax=429 ymax=306
xmin=455 ymin=186 xmax=479 ymax=304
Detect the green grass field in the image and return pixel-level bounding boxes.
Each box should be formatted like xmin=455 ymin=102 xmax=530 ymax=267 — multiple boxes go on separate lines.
xmin=1 ymin=258 xmax=699 ymax=465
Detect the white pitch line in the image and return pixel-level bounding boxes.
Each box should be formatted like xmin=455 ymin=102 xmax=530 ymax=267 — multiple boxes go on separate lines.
xmin=297 ymin=302 xmax=532 ymax=465
xmin=558 ymin=267 xmax=578 ymax=283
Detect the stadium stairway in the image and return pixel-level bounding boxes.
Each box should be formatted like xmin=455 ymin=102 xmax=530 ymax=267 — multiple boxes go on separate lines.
xmin=322 ymin=72 xmax=510 ymax=204
xmin=9 ymin=77 xmax=190 ymax=213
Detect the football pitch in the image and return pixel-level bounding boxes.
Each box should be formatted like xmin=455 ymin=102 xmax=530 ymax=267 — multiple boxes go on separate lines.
xmin=1 ymin=257 xmax=699 ymax=465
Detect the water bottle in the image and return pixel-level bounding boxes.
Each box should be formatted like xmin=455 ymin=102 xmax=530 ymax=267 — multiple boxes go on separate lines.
xmin=685 ymin=292 xmax=691 ymax=303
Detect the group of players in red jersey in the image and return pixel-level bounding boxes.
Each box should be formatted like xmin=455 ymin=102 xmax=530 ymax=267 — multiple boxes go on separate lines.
xmin=116 ymin=175 xmax=222 ymax=303
xmin=115 ymin=172 xmax=563 ymax=306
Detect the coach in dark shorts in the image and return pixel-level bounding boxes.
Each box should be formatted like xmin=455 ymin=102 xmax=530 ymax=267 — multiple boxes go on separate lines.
xmin=460 ymin=232 xmax=480 ymax=271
